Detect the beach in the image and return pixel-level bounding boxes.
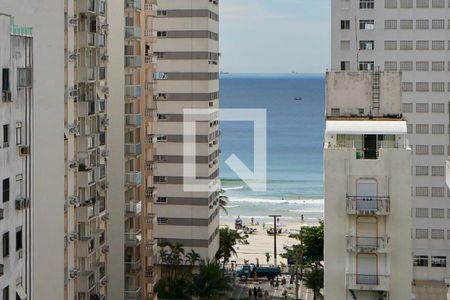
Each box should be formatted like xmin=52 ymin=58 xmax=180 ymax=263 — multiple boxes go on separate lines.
xmin=221 ymin=218 xmax=320 ymax=266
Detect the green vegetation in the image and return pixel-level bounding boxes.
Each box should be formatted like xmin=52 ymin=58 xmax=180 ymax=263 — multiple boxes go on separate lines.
xmin=215 ymin=227 xmax=249 ymax=270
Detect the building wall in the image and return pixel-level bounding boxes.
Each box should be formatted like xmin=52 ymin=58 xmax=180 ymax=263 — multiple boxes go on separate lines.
xmin=331 ymin=0 xmax=450 ymax=281
xmin=0 ymin=14 xmax=33 ymax=299
xmin=153 ymin=0 xmax=220 ymax=261
xmin=0 ymin=1 xmax=66 ymax=299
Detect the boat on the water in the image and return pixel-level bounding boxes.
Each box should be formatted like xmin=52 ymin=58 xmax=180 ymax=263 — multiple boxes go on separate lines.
xmin=294 ymin=97 xmax=302 ymax=101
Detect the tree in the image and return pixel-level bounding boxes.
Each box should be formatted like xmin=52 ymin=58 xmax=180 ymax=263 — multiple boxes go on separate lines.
xmin=185 ymin=249 xmax=201 ymax=266
xmin=215 ymin=227 xmax=248 ymax=270
xmin=289 ymin=221 xmax=324 ymax=267
xmin=154 ymin=278 xmax=190 ymax=299
xmin=303 ymin=268 xmax=324 ymax=300
xmin=218 ymin=189 xmax=229 ymax=214
xmin=188 ymin=262 xmax=233 ymax=299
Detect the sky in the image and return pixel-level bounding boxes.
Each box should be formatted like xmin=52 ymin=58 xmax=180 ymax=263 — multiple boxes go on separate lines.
xmin=219 ymin=0 xmax=331 ymax=74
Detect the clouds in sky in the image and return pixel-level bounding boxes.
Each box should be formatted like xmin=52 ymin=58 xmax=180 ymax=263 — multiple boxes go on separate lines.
xmin=219 ymin=0 xmax=330 ymax=73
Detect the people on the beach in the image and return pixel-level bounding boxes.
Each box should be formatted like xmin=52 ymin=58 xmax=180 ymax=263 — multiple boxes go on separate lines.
xmin=264 ymin=290 xmax=269 ymax=300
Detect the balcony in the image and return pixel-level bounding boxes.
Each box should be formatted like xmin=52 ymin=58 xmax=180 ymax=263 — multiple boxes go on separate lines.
xmin=125 ymin=201 xmax=142 ymax=216
xmin=145 ymin=134 xmax=156 ymax=144
xmin=145 ymin=187 xmax=156 ymax=198
xmin=125 ymin=258 xmax=142 ymax=274
xmin=125 ymin=143 xmax=142 ymax=156
xmin=145 ymin=267 xmax=154 ymax=280
xmin=144 ymin=241 xmax=158 ymax=255
xmin=78 ymin=67 xmax=96 ymax=82
xmin=346 ymin=273 xmax=390 ymax=291
xmin=346 ymin=196 xmax=390 ymax=215
xmin=78 ymin=32 xmax=97 ymax=48
xmin=346 ymin=236 xmax=389 ymax=253
xmin=77 ymin=236 xmax=95 ymax=257
xmin=77 ymin=100 xmax=96 ymax=116
xmin=125 ymin=171 xmax=142 ymax=186
xmin=125 ymin=55 xmax=142 ymax=68
xmin=125 ymin=26 xmax=142 ymax=39
xmin=77 ymin=169 xmax=96 ymax=187
xmin=125 ymin=229 xmax=142 ymax=247
xmin=125 ymin=286 xmax=142 ymax=300
xmin=125 ymin=0 xmax=142 ymax=10
xmin=125 ymin=85 xmax=142 ymax=98
xmin=144 ymin=55 xmax=157 ymax=64
xmin=78 ymin=0 xmax=97 ymax=14
xmin=125 ymin=114 xmax=142 ymax=128
xmin=77 ymin=270 xmax=96 ymax=292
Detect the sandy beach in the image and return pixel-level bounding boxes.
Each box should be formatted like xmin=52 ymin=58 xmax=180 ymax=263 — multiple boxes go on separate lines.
xmin=221 ymin=218 xmax=320 ymax=266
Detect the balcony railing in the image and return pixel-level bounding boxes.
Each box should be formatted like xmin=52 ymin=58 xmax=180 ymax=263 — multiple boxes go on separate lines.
xmin=125 ymin=171 xmax=142 ymax=186
xmin=125 ymin=85 xmax=142 ymax=97
xmin=346 ymin=273 xmax=390 ymax=291
xmin=124 ymin=286 xmax=142 ymax=300
xmin=125 ymin=0 xmax=142 ymax=10
xmin=125 ymin=259 xmax=142 ymax=273
xmin=78 ymin=0 xmax=97 ymax=14
xmin=125 ymin=201 xmax=142 ymax=216
xmin=346 ymin=236 xmax=389 ymax=253
xmin=125 ymin=143 xmax=142 ymax=156
xmin=346 ymin=196 xmax=390 ymax=215
xmin=125 ymin=114 xmax=142 ymax=127
xmin=125 ymin=230 xmax=142 ymax=247
xmin=125 ymin=26 xmax=142 ymax=39
xmin=125 ymin=55 xmax=142 ymax=68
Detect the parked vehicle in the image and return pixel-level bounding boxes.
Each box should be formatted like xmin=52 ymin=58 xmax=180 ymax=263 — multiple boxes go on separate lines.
xmin=235 ymin=264 xmax=281 ymax=281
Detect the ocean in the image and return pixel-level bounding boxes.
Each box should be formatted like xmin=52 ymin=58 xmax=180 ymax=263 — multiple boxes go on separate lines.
xmin=219 ymin=74 xmax=325 ymax=225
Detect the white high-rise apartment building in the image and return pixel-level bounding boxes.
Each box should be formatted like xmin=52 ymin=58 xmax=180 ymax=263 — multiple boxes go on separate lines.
xmin=324 ymin=71 xmax=412 ymax=300
xmin=0 ymin=14 xmax=32 ymax=300
xmin=332 ymin=0 xmax=450 ymax=289
xmin=153 ymin=0 xmax=220 ymax=260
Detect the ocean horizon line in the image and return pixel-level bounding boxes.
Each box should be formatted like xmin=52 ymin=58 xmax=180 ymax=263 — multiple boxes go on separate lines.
xmin=219 ymin=72 xmax=325 ymax=78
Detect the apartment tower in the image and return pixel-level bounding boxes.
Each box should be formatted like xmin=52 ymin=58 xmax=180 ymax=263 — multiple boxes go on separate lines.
xmin=324 ymin=71 xmax=412 ymax=299
xmin=123 ymin=0 xmax=158 ymax=299
xmin=153 ymin=0 xmax=220 ymax=260
xmin=332 ymin=0 xmax=450 ymax=293
xmin=0 ymin=14 xmax=32 ymax=299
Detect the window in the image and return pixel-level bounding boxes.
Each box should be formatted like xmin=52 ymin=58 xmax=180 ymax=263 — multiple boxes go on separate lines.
xmin=384 ymin=61 xmax=397 ymax=71
xmin=2 ymin=178 xmax=9 ymax=203
xmin=431 ymin=256 xmax=446 ymax=267
xmin=2 ymin=124 xmax=9 ymax=147
xmin=416 ymin=82 xmax=429 ymax=92
xmin=415 ymin=124 xmax=429 ymax=134
xmin=431 ymin=166 xmax=444 ymax=176
xmin=431 ymin=145 xmax=444 ymax=155
xmin=385 ymin=0 xmax=397 ymax=8
xmin=415 ymin=145 xmax=428 ymax=155
xmin=416 ymin=208 xmax=429 ymax=218
xmin=416 ymin=103 xmax=428 ymax=113
xmin=416 ymin=61 xmax=429 ymax=71
xmin=431 ymin=208 xmax=445 ymax=218
xmin=432 ymin=19 xmax=445 ymax=29
xmin=341 ymin=20 xmax=350 ymax=30
xmin=15 ymin=122 xmax=22 ymax=145
xmin=431 ymin=187 xmax=445 ymax=197
xmin=432 ymin=61 xmax=445 ymax=71
xmin=331 ymin=108 xmax=340 ymax=116
xmin=155 ymin=176 xmax=168 ymax=183
xmin=416 ymin=19 xmax=429 ymax=29
xmin=156 ymin=31 xmax=167 ymax=37
xmin=431 ymin=229 xmax=445 ymax=239
xmin=359 ymin=20 xmax=374 ymax=30
xmin=16 ymin=228 xmax=22 ymax=251
xmin=99 ymin=1 xmax=106 ymax=14
xmin=431 ymin=103 xmax=445 ymax=113
xmin=360 ymin=0 xmax=374 ymax=8
xmin=400 ymin=0 xmax=413 ymax=7
xmin=153 ymin=72 xmax=168 ymax=80
xmin=431 ymin=124 xmax=445 ymax=134
xmin=340 ymin=61 xmax=350 ymax=71
xmin=359 ymin=61 xmax=374 ymax=71
xmin=384 ymin=20 xmax=397 ymax=29
xmin=155 ymin=197 xmax=167 ymax=204
xmin=413 ymin=255 xmax=428 ymax=267
xmin=432 ymin=82 xmax=445 ymax=92
xmin=416 ymin=187 xmax=429 ymax=197
xmin=2 ymin=232 xmax=9 ymax=257
xmin=157 ymin=114 xmax=167 ymax=120
xmin=384 ymin=41 xmax=397 ymax=50
xmin=432 ymin=0 xmax=444 ymax=7
xmin=2 ymin=68 xmax=9 ymax=92
xmin=359 ymin=40 xmax=374 ymax=50
xmin=17 ymin=68 xmax=32 ymax=88
xmin=416 ymin=0 xmax=430 ymax=7
xmin=416 ymin=229 xmax=428 ymax=239
xmin=157 ymin=217 xmax=168 ymax=225
xmin=402 ymin=82 xmax=413 ymax=92
xmin=400 ymin=40 xmax=413 ymax=50
xmin=157 ymin=135 xmax=167 ymax=142
xmin=416 ymin=40 xmax=429 ymax=50
xmin=2 ymin=286 xmax=8 ymax=300
xmin=157 ymin=10 xmax=167 ymax=16
xmin=416 ymin=166 xmax=429 ymax=176
xmin=400 ymin=61 xmax=413 ymax=71
xmin=400 ymin=20 xmax=413 ymax=29
xmin=340 ymin=40 xmax=350 ymax=50
xmin=432 ymin=40 xmax=445 ymax=50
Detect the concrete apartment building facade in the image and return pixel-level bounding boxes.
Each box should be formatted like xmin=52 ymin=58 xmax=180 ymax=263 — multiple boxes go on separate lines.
xmin=324 ymin=71 xmax=412 ymax=300
xmin=332 ymin=0 xmax=450 ymax=289
xmin=123 ymin=0 xmax=158 ymax=299
xmin=153 ymin=0 xmax=220 ymax=260
xmin=0 ymin=14 xmax=32 ymax=300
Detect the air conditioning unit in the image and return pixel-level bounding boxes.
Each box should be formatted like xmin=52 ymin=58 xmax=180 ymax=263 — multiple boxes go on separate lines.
xmin=69 ymin=268 xmax=80 ymax=278
xmin=68 ymin=160 xmax=78 ymax=169
xmin=100 ymin=117 xmax=109 ymax=127
xmin=101 ymin=149 xmax=109 ymax=158
xmin=100 ymin=24 xmax=109 ymax=32
xmin=101 ymin=86 xmax=109 ymax=94
xmin=68 ymin=87 xmax=79 ymax=98
xmin=2 ymin=90 xmax=12 ymax=102
xmin=68 ymin=17 xmax=78 ymax=26
xmin=68 ymin=51 xmax=78 ymax=62
xmin=81 ymin=198 xmax=94 ymax=206
xmin=101 ymin=245 xmax=109 ymax=253
xmin=68 ymin=123 xmax=80 ymax=135
xmin=101 ymin=54 xmax=109 ymax=62
xmin=100 ymin=181 xmax=109 ymax=190
xmin=101 ymin=212 xmax=109 ymax=221
xmin=15 ymin=197 xmax=29 ymax=210
xmin=19 ymin=145 xmax=30 ymax=156
xmin=69 ymin=232 xmax=78 ymax=241
xmin=100 ymin=276 xmax=109 ymax=285
xmin=68 ymin=195 xmax=81 ymax=206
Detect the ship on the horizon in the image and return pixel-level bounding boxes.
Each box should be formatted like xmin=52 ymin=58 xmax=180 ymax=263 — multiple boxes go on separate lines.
xmin=220 ymin=71 xmax=230 ymax=75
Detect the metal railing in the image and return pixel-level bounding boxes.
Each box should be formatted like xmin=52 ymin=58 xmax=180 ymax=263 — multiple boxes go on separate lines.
xmin=346 ymin=196 xmax=390 ymax=214
xmin=346 ymin=236 xmax=389 ymax=252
